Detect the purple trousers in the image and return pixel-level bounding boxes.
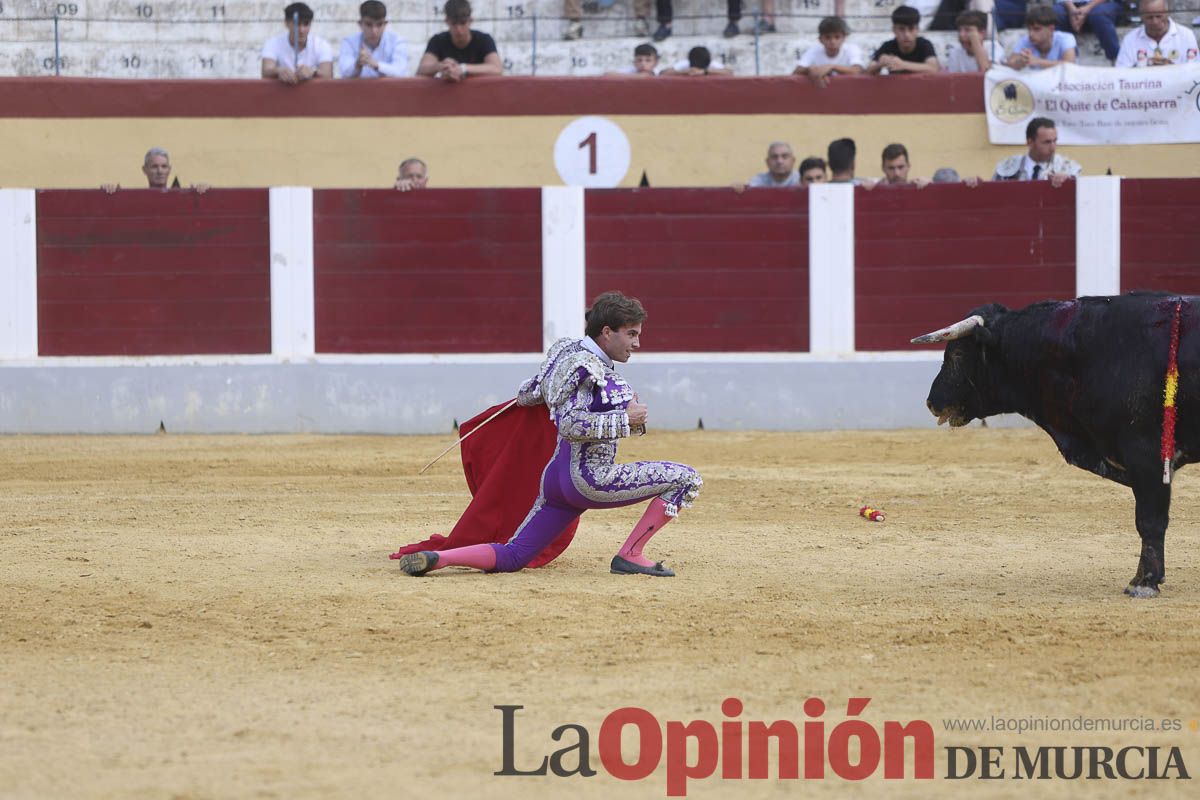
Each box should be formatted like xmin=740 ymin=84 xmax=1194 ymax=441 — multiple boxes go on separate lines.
xmin=488 ymin=438 xmax=702 ymax=572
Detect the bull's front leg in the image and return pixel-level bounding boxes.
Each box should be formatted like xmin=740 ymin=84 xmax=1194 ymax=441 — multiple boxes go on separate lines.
xmin=1126 ymin=479 xmax=1169 ymax=598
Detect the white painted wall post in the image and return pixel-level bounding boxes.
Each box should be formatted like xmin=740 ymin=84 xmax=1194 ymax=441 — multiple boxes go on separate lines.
xmin=808 ymin=183 xmax=856 ymax=354
xmin=541 ymin=186 xmax=587 ymax=350
xmin=269 ymin=186 xmax=315 ymax=358
xmin=1075 ymin=176 xmax=1122 ymax=297
xmin=0 ymin=189 xmax=38 ymax=360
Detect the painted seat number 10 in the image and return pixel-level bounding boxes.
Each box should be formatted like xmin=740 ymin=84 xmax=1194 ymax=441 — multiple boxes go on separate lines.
xmin=554 ymin=116 xmax=631 ymax=188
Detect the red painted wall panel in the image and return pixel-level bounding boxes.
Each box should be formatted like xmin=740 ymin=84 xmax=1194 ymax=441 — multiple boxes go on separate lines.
xmin=585 ymin=189 xmax=809 ymax=352
xmin=313 ymin=190 xmax=542 ymax=353
xmin=36 ymin=190 xmax=271 ymax=356
xmin=856 ymin=182 xmax=1076 ymax=351
xmin=0 ymin=75 xmax=983 ymax=119
xmin=1120 ymin=179 xmax=1200 ymax=294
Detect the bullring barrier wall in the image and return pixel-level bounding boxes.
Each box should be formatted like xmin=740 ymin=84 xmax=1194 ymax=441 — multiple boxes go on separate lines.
xmin=1 ymin=75 xmax=1196 ymax=192
xmin=1 ymin=178 xmax=1198 ymax=432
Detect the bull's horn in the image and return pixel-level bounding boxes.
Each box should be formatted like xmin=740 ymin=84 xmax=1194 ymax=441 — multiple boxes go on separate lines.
xmin=910 ymin=315 xmax=985 ymax=344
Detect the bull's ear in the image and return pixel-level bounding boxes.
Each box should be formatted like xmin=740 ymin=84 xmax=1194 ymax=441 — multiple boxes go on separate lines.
xmin=973 ymin=325 xmax=997 ymax=346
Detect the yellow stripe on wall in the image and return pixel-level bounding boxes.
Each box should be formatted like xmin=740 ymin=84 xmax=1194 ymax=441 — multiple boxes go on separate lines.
xmin=1 ymin=115 xmax=1194 ymax=189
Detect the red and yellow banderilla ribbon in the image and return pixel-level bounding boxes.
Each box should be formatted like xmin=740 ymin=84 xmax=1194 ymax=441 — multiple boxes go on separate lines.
xmin=1161 ymin=300 xmax=1182 ymax=484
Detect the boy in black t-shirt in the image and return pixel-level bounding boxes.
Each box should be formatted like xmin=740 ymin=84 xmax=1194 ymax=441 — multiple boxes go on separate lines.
xmin=417 ymin=0 xmax=504 ymax=81
xmin=867 ymin=6 xmax=940 ymax=74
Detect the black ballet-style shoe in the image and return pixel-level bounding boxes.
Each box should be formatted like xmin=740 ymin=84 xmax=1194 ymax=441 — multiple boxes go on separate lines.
xmin=399 ymin=551 xmax=440 ymax=577
xmin=610 ymin=555 xmax=675 ymax=577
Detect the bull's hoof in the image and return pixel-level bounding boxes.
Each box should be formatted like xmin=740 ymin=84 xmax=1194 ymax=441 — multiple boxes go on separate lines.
xmin=1123 ymin=583 xmax=1161 ymax=599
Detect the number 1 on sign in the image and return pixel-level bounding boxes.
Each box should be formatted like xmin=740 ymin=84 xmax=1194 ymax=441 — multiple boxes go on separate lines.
xmin=554 ymin=116 xmax=629 ymax=187
xmin=578 ymin=132 xmax=597 ymax=175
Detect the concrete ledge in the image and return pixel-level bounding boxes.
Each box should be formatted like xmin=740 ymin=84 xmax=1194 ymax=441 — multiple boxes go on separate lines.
xmin=0 ymin=356 xmax=1003 ymax=433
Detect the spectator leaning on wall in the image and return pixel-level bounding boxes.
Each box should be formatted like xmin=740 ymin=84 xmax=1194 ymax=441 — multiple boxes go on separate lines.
xmin=943 ymin=10 xmax=993 ymax=72
xmin=827 ymin=137 xmax=858 ymax=183
xmin=880 ymin=143 xmax=917 ymax=186
xmin=1115 ymin=0 xmax=1200 ymax=67
xmin=1005 ymin=5 xmax=1077 ymax=70
xmin=338 ymin=1 xmax=409 ymax=78
xmin=667 ymin=46 xmax=733 ymax=75
xmin=418 ymin=0 xmax=504 ymax=82
xmin=261 ymin=3 xmax=333 ymax=84
xmin=793 ymin=16 xmax=866 ymax=88
xmin=993 ymin=117 xmax=1081 ymax=186
xmin=799 ymin=157 xmax=829 ymax=184
xmin=610 ymin=44 xmax=665 ymax=76
xmin=394 ymin=158 xmax=428 ymax=192
xmin=101 ymin=148 xmax=209 ymax=194
xmin=867 ymin=6 xmax=941 ymax=75
xmin=745 ymin=142 xmax=800 ymax=188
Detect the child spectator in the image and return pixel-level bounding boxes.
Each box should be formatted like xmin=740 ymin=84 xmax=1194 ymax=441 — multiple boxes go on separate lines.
xmin=867 ymin=6 xmax=940 ymax=74
xmin=611 ymin=44 xmax=665 ymax=76
xmin=793 ymin=16 xmax=866 ymax=87
xmin=668 ymin=46 xmax=733 ymax=75
xmin=943 ymin=10 xmax=993 ymax=72
xmin=1005 ymin=5 xmax=1077 ymax=70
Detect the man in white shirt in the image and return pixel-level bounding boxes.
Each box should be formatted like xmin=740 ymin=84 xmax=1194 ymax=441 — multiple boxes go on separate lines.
xmin=261 ymin=2 xmax=333 ymax=84
xmin=338 ymin=1 xmax=409 ymax=78
xmin=993 ymin=117 xmax=1081 ymax=186
xmin=794 ymin=16 xmax=866 ymax=88
xmin=1115 ymin=0 xmax=1199 ymax=67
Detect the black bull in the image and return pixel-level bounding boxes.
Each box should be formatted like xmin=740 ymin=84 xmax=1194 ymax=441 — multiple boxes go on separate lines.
xmin=914 ymin=293 xmax=1198 ymax=598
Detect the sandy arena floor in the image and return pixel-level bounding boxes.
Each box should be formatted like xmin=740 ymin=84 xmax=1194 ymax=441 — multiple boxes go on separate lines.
xmin=2 ymin=428 xmax=1199 ymax=799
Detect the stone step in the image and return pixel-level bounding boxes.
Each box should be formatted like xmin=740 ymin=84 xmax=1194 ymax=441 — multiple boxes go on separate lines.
xmin=1 ymin=0 xmax=894 ymax=46
xmin=0 ymin=25 xmax=1119 ymax=78
xmin=4 ymin=0 xmax=1182 ymax=76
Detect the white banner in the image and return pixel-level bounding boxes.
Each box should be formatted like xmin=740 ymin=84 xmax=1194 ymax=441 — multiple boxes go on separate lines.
xmin=985 ymin=63 xmax=1200 ymax=145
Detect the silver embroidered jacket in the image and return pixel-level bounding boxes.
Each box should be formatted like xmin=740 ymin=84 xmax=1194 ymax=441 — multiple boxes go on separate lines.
xmin=516 ymin=337 xmax=633 ymax=441
xmin=517 ymin=338 xmax=702 ymax=517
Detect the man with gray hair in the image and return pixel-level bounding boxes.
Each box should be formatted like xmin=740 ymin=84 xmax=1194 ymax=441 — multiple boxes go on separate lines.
xmin=394 ymin=157 xmax=428 ymax=192
xmin=101 ymin=148 xmax=209 ymax=194
xmin=746 ymin=141 xmax=799 ymax=187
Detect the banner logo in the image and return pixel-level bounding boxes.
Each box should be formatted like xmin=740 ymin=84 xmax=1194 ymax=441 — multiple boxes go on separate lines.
xmin=989 ymin=79 xmax=1035 ymax=124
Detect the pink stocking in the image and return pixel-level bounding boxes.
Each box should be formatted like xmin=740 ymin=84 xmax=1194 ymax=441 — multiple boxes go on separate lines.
xmin=432 ymin=543 xmax=497 ymax=571
xmin=617 ymin=498 xmax=673 ymax=567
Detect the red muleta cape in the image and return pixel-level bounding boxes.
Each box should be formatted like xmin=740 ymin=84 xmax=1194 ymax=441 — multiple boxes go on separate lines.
xmin=390 ymin=400 xmax=579 ymax=567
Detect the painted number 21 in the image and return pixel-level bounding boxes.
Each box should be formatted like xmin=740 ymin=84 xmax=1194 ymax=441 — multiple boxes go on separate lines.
xmin=578 ymin=132 xmax=597 ymax=175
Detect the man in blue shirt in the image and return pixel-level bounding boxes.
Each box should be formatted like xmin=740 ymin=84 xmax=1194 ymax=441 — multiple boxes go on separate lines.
xmin=1005 ymin=5 xmax=1078 ymax=70
xmin=338 ymin=1 xmax=409 ymax=78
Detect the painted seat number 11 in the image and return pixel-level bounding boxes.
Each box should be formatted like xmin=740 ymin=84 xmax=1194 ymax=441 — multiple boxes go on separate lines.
xmin=554 ymin=117 xmax=631 ymax=188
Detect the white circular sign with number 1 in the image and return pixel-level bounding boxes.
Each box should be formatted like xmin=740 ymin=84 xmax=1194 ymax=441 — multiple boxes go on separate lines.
xmin=554 ymin=116 xmax=631 ymax=188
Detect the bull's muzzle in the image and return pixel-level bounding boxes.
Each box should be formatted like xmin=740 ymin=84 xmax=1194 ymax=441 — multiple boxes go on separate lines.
xmin=927 ymin=400 xmax=967 ymax=427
